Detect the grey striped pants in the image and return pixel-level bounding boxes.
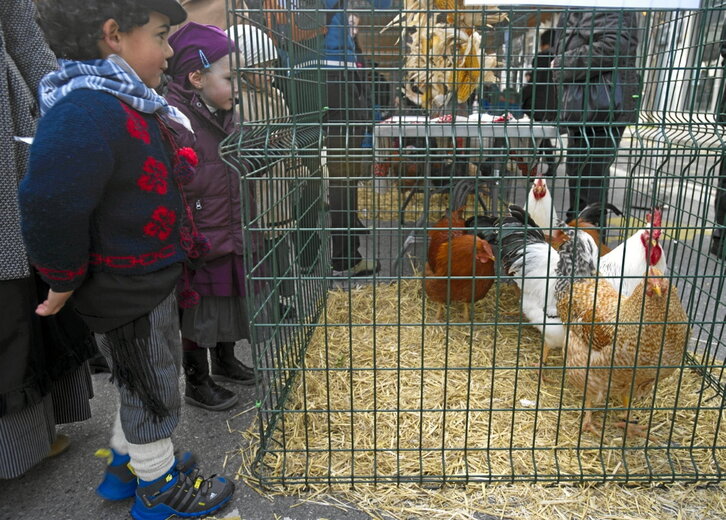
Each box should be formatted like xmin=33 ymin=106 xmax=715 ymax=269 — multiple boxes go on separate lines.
xmin=0 ymin=364 xmax=92 ymax=479
xmin=95 ymin=291 xmax=182 ymax=445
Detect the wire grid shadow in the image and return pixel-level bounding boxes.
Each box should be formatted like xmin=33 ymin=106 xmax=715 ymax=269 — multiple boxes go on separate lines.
xmin=219 ymin=1 xmax=726 ymax=486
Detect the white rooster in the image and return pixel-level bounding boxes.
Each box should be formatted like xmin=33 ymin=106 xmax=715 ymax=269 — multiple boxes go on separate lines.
xmin=598 ymin=208 xmax=667 ymax=297
xmin=526 ymin=177 xmax=562 ymax=232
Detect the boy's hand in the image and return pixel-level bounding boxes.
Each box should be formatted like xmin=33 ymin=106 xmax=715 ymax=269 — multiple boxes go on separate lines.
xmin=36 ymin=289 xmax=74 ymax=316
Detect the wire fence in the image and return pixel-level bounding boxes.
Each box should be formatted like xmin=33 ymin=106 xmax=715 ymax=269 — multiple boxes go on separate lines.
xmin=220 ymin=1 xmax=726 ymax=486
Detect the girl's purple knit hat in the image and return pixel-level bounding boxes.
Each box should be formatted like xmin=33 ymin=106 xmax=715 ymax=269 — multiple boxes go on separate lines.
xmin=168 ymin=22 xmax=235 ymax=80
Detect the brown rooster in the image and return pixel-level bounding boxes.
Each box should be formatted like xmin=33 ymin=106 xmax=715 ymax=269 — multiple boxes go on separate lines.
xmin=425 ymin=233 xmax=496 ymax=322
xmin=427 ymin=207 xmax=467 ymax=268
xmin=555 ymin=230 xmax=690 ymax=439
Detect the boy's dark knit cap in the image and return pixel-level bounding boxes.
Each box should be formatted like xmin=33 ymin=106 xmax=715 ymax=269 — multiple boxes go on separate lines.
xmin=167 ymin=22 xmax=235 ymax=79
xmin=145 ymin=0 xmax=187 ymax=25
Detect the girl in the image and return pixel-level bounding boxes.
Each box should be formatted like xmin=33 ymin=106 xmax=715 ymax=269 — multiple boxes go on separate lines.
xmin=166 ymin=22 xmax=256 ymax=411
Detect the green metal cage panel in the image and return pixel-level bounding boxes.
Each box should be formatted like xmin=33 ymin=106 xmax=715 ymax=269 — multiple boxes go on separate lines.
xmin=220 ymin=1 xmax=726 ymax=486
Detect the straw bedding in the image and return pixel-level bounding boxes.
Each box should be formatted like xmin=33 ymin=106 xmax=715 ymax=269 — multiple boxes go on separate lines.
xmin=238 ymin=279 xmax=726 ymax=519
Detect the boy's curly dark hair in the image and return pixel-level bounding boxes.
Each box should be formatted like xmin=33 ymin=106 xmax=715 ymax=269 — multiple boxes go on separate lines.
xmin=36 ymin=1 xmax=152 ymax=60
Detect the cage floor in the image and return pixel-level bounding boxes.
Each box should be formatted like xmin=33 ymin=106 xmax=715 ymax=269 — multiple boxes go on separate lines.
xmin=254 ymin=280 xmax=725 ymax=486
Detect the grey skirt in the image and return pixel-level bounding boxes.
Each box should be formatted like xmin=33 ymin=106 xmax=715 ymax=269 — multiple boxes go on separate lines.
xmin=181 ymin=295 xmax=252 ymax=348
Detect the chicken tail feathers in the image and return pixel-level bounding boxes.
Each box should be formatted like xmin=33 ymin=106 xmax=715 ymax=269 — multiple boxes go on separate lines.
xmin=499 ymin=204 xmax=547 ymax=275
xmin=575 ymin=202 xmax=623 ymax=227
xmin=465 ymin=214 xmax=500 ymax=244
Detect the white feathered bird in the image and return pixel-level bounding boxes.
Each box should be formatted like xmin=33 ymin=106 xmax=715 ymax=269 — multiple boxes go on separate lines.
xmin=499 ymin=205 xmax=600 ymax=370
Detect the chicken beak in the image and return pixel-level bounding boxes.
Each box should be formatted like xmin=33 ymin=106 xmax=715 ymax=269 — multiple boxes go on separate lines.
xmin=651 ymin=239 xmax=658 ymax=248
xmin=652 ymin=282 xmax=662 ymax=297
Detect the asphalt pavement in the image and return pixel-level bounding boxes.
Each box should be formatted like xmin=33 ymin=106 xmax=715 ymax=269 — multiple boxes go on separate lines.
xmin=0 ymin=348 xmax=373 ymax=520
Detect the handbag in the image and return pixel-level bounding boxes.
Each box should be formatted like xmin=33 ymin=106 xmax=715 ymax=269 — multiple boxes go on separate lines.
xmin=561 ymin=71 xmax=623 ymax=123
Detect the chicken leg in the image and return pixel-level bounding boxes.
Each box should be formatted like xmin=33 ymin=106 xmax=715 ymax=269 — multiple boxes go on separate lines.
xmin=581 ymin=398 xmax=603 ymax=436
xmin=613 ymin=393 xmax=656 ymax=442
xmin=535 ymin=342 xmax=552 ymax=383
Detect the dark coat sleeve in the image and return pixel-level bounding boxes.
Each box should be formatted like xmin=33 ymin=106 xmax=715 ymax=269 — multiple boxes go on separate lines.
xmin=552 ymin=10 xmax=640 ymax=83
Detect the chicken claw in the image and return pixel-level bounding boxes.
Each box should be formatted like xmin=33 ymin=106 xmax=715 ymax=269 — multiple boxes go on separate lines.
xmin=614 ymin=419 xmax=658 ymax=443
xmin=581 ymin=412 xmax=603 ymax=436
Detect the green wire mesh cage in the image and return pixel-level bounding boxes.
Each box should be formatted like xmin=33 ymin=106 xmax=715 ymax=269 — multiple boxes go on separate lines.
xmin=219 ymin=0 xmax=726 ymax=486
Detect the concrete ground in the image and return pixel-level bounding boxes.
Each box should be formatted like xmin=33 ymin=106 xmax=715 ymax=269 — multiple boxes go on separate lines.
xmin=0 ymin=357 xmax=372 ymax=520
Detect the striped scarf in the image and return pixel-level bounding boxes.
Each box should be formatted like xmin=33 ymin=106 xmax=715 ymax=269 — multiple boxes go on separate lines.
xmin=38 ymin=54 xmax=191 ymax=130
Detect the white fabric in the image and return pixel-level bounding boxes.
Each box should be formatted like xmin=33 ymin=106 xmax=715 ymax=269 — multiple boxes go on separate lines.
xmin=227 ymin=24 xmax=278 ymax=66
xmin=109 ymin=410 xmax=129 ymax=455
xmin=127 ymin=437 xmax=174 ymax=482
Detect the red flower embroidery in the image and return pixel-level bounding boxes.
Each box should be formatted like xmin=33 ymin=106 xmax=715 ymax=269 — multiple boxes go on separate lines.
xmin=177 ymin=147 xmax=199 ymax=166
xmin=137 ymin=157 xmax=168 ymax=194
xmin=121 ymin=103 xmax=150 ymax=144
xmin=143 ymin=206 xmax=176 ymax=241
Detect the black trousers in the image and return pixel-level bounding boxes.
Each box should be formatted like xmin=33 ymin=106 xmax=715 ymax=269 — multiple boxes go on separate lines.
xmin=565 ymin=125 xmax=625 ymax=221
xmin=325 ymin=69 xmax=372 ymax=271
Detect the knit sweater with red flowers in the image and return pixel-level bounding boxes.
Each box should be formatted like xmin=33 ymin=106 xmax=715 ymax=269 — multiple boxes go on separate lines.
xmin=19 ymin=90 xmax=188 ymax=292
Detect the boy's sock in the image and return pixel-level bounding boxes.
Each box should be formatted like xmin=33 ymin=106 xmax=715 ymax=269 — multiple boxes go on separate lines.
xmin=109 ymin=411 xmax=129 ymax=456
xmin=127 ymin=438 xmax=175 ymax=483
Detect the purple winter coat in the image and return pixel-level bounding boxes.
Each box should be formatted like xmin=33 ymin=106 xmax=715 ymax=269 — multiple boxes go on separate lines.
xmin=165 ymin=82 xmax=244 ymax=262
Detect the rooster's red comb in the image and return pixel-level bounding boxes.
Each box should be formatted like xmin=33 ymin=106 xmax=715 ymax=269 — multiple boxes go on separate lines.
xmin=645 ymin=207 xmax=662 ymax=227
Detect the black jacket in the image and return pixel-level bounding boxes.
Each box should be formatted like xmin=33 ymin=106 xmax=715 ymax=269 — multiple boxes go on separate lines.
xmin=521 ymin=50 xmax=557 ymax=122
xmin=552 ymin=9 xmax=641 ymax=124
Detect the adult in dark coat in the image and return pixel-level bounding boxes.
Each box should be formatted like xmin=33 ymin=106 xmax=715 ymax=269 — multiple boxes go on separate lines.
xmin=0 ymin=0 xmax=94 ymax=479
xmin=552 ymin=9 xmax=640 ymax=221
xmin=521 ymin=29 xmax=558 ymax=175
xmin=712 ymin=22 xmax=726 ymax=259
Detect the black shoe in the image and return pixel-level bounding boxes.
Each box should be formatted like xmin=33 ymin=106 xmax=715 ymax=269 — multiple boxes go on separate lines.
xmin=183 ymin=349 xmax=238 ymax=411
xmin=130 ymin=467 xmax=234 ymax=520
xmin=279 ymin=302 xmax=297 ymax=321
xmin=210 ymin=343 xmax=258 ymax=386
xmin=332 ymin=259 xmax=381 ymax=277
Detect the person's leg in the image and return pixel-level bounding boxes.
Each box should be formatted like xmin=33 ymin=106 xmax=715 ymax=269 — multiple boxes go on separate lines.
xmin=566 ymin=125 xmax=623 ymax=222
xmin=96 ymin=292 xmax=234 ymax=518
xmin=540 ymin=137 xmax=557 ymax=176
xmin=94 ymin=292 xmax=182 ymax=481
xmin=326 ymin=70 xmax=378 ymax=275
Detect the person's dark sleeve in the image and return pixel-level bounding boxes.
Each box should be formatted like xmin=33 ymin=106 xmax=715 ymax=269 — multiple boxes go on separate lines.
xmin=554 ymin=11 xmax=639 ymax=83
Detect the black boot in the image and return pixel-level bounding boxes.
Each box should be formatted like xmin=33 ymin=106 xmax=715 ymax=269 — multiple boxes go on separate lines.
xmin=183 ymin=349 xmax=238 ymax=411
xmin=210 ymin=343 xmax=258 ymax=386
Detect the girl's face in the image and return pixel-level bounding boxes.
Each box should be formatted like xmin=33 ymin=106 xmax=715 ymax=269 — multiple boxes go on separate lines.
xmin=113 ymin=11 xmax=173 ymax=89
xmin=244 ymin=60 xmax=275 ymax=91
xmin=194 ymin=57 xmax=234 ymax=111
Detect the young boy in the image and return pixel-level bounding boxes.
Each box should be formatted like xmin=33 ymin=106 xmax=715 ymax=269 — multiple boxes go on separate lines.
xmin=19 ymin=1 xmax=234 ymax=519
